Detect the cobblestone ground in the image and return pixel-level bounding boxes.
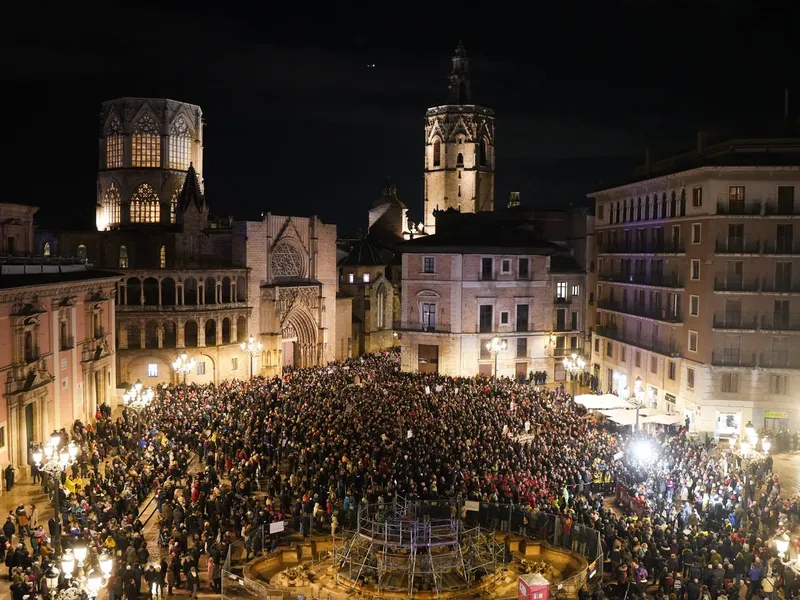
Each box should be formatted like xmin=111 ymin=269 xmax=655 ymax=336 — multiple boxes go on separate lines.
xmin=772 ymin=451 xmax=800 ymax=497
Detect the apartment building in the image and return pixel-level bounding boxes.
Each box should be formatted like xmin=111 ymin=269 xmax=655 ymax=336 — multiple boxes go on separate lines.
xmin=400 ymin=210 xmax=586 ymax=378
xmin=590 ymin=135 xmax=800 ymax=438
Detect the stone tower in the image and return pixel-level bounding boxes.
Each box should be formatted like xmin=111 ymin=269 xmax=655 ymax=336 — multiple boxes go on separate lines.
xmin=96 ymin=98 xmax=204 ymax=231
xmin=423 ymin=42 xmax=495 ymax=234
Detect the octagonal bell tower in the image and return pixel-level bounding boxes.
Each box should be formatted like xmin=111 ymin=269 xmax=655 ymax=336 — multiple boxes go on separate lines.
xmin=423 ymin=42 xmax=495 ymax=234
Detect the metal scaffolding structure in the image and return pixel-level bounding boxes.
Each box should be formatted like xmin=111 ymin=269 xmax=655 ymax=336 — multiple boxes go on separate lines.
xmin=334 ymin=497 xmax=505 ymax=597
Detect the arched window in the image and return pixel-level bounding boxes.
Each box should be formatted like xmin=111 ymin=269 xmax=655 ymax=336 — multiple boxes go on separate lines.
xmin=680 ymin=189 xmax=687 ymax=216
xmin=271 ymin=242 xmax=303 ymax=279
xmin=622 ymin=201 xmax=628 ymax=223
xmin=119 ymin=245 xmax=128 ymax=268
xmin=170 ymin=189 xmax=179 ymax=224
xmin=670 ymin=191 xmax=677 ymax=216
xmin=480 ymin=138 xmax=489 ymax=167
xmin=43 ymin=242 xmax=50 ymax=257
xmin=106 ymin=115 xmax=124 ymax=169
xmin=169 ymin=116 xmax=191 ymax=170
xmin=130 ymin=183 xmax=161 ymax=223
xmin=637 ymin=197 xmax=642 ymax=221
xmin=160 ymin=245 xmax=166 ymax=268
xmin=131 ymin=114 xmax=161 ymax=168
xmin=432 ymin=139 xmax=441 ymax=167
xmin=456 ymin=153 xmax=464 ymax=167
xmin=376 ymin=285 xmax=387 ymax=330
xmin=103 ymin=183 xmax=121 ymax=226
xmin=644 ymin=196 xmax=650 ymax=220
xmin=615 ymin=202 xmax=620 ymax=224
xmin=661 ymin=193 xmax=667 ymax=217
xmin=77 ymin=244 xmax=87 ymax=260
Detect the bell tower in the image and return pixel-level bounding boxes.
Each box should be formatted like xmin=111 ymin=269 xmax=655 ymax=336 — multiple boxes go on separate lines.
xmin=423 ymin=42 xmax=495 ymax=235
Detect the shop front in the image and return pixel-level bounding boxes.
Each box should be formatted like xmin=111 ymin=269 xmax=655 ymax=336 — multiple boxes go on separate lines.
xmin=715 ymin=410 xmax=741 ymax=440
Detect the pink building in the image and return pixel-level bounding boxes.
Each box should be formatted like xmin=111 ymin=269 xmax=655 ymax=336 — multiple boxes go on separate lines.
xmin=0 ymin=203 xmax=120 ymax=480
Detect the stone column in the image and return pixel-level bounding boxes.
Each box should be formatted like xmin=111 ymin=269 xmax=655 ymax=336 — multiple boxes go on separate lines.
xmin=157 ymin=325 xmax=164 ymax=349
xmin=231 ymin=317 xmax=238 ymax=344
xmin=119 ymin=326 xmax=128 ymax=350
xmin=176 ymin=320 xmax=185 ymax=348
xmin=139 ymin=320 xmax=146 ymax=348
xmin=158 ymin=280 xmax=163 ymax=307
xmin=139 ymin=278 xmax=145 ymax=306
xmin=199 ymin=283 xmax=204 ymax=305
xmin=178 ymin=285 xmax=184 ymax=306
xmin=198 ymin=323 xmax=206 ymax=347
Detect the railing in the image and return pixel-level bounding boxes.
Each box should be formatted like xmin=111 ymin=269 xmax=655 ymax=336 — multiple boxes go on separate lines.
xmin=713 ymin=276 xmax=760 ymax=292
xmin=760 ymin=279 xmax=800 ymax=293
xmin=401 ymin=321 xmax=453 ymax=333
xmin=595 ymin=326 xmax=678 ymax=356
xmin=554 ymin=296 xmax=571 ymax=304
xmin=763 ymin=200 xmax=800 ymax=216
xmin=710 ymin=351 xmax=757 ymax=367
xmin=598 ymin=299 xmax=682 ymax=323
xmin=24 ymin=350 xmax=41 ymax=364
xmin=597 ymin=271 xmax=684 ymax=287
xmin=599 ymin=242 xmax=685 ymax=254
xmin=760 ymin=314 xmax=800 ymax=331
xmin=714 ymin=239 xmax=761 ymax=254
xmin=711 ymin=312 xmax=759 ymax=330
xmin=716 ymin=200 xmax=762 ymax=215
xmin=762 ymin=240 xmax=800 ymax=255
xmin=758 ymin=353 xmax=800 ymax=369
xmin=117 ymin=301 xmax=250 ymax=312
xmin=60 ymin=335 xmax=75 ymax=350
xmin=554 ymin=347 xmax=581 ymax=358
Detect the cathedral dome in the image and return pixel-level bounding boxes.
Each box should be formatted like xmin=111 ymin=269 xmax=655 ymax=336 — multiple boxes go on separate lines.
xmin=340 ymin=239 xmax=394 ymax=267
xmin=373 ymin=184 xmax=407 ymax=210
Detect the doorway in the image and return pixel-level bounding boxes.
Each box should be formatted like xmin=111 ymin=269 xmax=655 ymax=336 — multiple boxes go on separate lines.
xmin=282 ymin=341 xmax=296 ymax=368
xmin=418 ymin=344 xmax=439 ymax=373
xmin=515 ymin=362 xmax=528 ymax=382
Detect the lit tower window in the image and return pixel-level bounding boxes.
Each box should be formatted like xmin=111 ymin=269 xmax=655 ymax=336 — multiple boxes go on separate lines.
xmin=170 ymin=189 xmax=179 ymax=224
xmin=106 ymin=115 xmax=124 ymax=169
xmin=169 ymin=116 xmax=191 ymax=170
xmin=130 ymin=183 xmax=161 ymax=223
xmin=131 ymin=114 xmax=161 ymax=168
xmin=103 ymin=183 xmax=121 ymax=227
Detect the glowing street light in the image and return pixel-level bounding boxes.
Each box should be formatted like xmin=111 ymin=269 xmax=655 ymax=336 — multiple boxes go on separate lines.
xmin=32 ymin=437 xmax=79 ymax=555
xmin=123 ymin=380 xmax=155 ymax=454
xmin=563 ymin=353 xmax=586 ymax=397
xmin=172 ymin=352 xmax=196 ymax=386
xmin=485 ymin=337 xmax=507 ymax=379
xmin=630 ymin=376 xmax=645 ymax=433
xmin=776 ymin=532 xmax=790 ymax=559
xmin=240 ymin=335 xmax=263 ymax=378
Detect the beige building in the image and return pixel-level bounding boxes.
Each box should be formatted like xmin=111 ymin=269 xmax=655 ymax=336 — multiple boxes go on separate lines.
xmin=590 ymin=135 xmax=800 ymax=437
xmin=423 ymin=43 xmax=495 ymax=234
xmin=42 ymin=97 xmax=343 ymax=387
xmin=400 ymin=210 xmax=586 ymax=378
xmin=0 ymin=203 xmax=119 ymax=476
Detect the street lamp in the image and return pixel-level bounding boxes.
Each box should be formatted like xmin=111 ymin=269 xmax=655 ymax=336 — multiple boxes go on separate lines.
xmin=32 ymin=437 xmax=79 ymax=555
xmin=776 ymin=532 xmax=790 ymax=559
xmin=55 ymin=547 xmax=108 ymax=600
xmin=485 ymin=337 xmax=507 ymax=379
xmin=563 ymin=353 xmax=586 ymax=397
xmin=240 ymin=335 xmax=263 ymax=378
xmin=631 ymin=376 xmax=645 ymax=433
xmin=122 ymin=380 xmax=155 ymax=453
xmin=732 ymin=428 xmax=762 ymax=525
xmin=172 ymin=352 xmax=196 ymax=386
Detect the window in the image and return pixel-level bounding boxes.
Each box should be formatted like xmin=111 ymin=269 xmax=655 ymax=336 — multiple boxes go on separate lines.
xmin=692 ymin=187 xmax=703 ymax=207
xmin=106 ymin=114 xmax=124 ymax=169
xmin=650 ymin=355 xmax=658 ymax=374
xmin=432 ymin=139 xmax=441 ymax=167
xmin=620 ymin=346 xmax=626 ymax=362
xmin=778 ymin=186 xmax=795 ymax=214
xmin=43 ymin=242 xmax=50 ymax=257
xmin=169 ymin=116 xmax=191 ymax=170
xmin=501 ymin=259 xmax=511 ymax=274
xmin=170 ymin=189 xmax=179 ymax=224
xmin=481 ymin=257 xmax=493 ymax=280
xmin=516 ymin=337 xmax=527 ymax=358
xmin=479 ymin=305 xmax=493 ymax=332
xmin=688 ymin=330 xmax=698 ymax=352
xmin=500 ymin=311 xmax=509 ymax=325
xmin=103 ymin=183 xmax=121 ymax=227
xmin=348 ymin=273 xmax=354 ymax=283
xmin=130 ymin=183 xmax=161 ymax=223
xmin=196 ymin=361 xmax=206 ymax=375
xmin=131 ymin=114 xmax=161 ymax=168
xmin=458 ymin=185 xmax=461 ymax=197
xmin=594 ymin=338 xmax=600 ymax=353
xmin=689 ymin=295 xmax=699 ymax=316
xmin=0 ymin=425 xmax=4 ymax=449
xmin=119 ymin=245 xmax=128 ymax=268
xmin=635 ymin=350 xmax=641 ymax=368
xmin=687 ymin=367 xmax=695 ymax=389
xmin=571 ymin=284 xmax=580 ymax=297
xmin=598 ymin=204 xmax=605 ymax=220
xmin=61 ymin=377 xmax=69 ymax=390
xmin=690 ymin=259 xmax=700 ymax=280
xmin=423 ymin=257 xmax=435 ymax=273
xmin=668 ymin=361 xmax=676 ymax=380
xmin=77 ymin=244 xmax=87 ymax=260
xmin=480 ymin=138 xmax=489 ymax=167
xmin=516 ymin=304 xmax=529 ymax=332
xmin=147 ymin=363 xmax=158 ymax=377
xmin=518 ymin=258 xmax=529 ymax=279
xmin=456 ymin=153 xmax=464 ymax=167
xmin=61 ymin=358 xmax=67 ymax=371
xmin=159 ymin=245 xmax=166 ymax=268
xmin=362 ymin=273 xmax=370 ymax=283
xmin=606 ymin=341 xmax=613 ymax=357
xmin=691 ymin=223 xmax=701 ymax=244
xmin=422 ymin=302 xmax=436 ymax=330
xmin=556 ymin=281 xmax=567 ymax=299
xmin=769 ymin=374 xmax=787 ymax=395
xmin=232 ymin=357 xmax=238 ymax=370
xmin=721 ymin=373 xmax=739 ymax=393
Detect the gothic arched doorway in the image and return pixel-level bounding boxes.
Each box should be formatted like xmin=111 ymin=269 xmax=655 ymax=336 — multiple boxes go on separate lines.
xmin=281 ymin=308 xmax=318 ymax=369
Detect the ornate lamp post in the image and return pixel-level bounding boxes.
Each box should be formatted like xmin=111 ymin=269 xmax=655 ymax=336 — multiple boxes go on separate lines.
xmin=122 ymin=380 xmax=155 ymax=453
xmin=172 ymin=352 xmax=196 ymax=386
xmin=563 ymin=353 xmax=586 ymax=397
xmin=32 ymin=435 xmax=79 ymax=555
xmin=732 ymin=421 xmax=761 ymax=525
xmin=631 ymin=376 xmax=645 ymax=433
xmin=54 ymin=546 xmax=108 ymax=600
xmin=240 ymin=335 xmax=263 ymax=378
xmin=485 ymin=337 xmax=507 ymax=379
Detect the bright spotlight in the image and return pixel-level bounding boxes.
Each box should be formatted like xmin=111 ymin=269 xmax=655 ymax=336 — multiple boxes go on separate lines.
xmin=632 ymin=440 xmax=656 ymax=464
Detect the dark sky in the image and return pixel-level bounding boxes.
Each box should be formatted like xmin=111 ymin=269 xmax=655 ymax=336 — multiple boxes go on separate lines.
xmin=10 ymin=3 xmax=798 ymax=233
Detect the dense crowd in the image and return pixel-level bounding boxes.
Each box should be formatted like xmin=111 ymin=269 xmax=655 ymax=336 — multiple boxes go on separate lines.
xmin=2 ymin=349 xmax=798 ymax=600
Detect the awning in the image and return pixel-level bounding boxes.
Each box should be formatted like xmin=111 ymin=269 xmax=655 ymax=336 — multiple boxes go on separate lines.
xmin=599 ymin=408 xmax=653 ymax=426
xmin=641 ymin=413 xmax=684 ymax=425
xmin=574 ymin=393 xmax=632 ymax=410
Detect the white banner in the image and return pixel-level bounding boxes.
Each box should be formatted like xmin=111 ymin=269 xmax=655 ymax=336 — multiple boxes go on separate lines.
xmin=269 ymin=521 xmax=285 ymax=534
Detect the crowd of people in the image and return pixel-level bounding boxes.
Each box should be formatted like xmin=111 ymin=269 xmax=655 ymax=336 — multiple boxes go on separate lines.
xmin=1 ymin=349 xmax=798 ymax=600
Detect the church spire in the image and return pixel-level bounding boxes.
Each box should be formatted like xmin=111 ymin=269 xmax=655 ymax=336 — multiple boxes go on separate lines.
xmin=177 ymin=163 xmax=205 ymax=213
xmin=448 ymin=41 xmax=471 ymax=104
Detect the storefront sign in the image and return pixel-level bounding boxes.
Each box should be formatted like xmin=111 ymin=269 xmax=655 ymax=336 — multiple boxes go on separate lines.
xmin=764 ymin=410 xmax=789 ymax=419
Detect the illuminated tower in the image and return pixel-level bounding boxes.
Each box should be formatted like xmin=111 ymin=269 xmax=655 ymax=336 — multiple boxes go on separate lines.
xmin=96 ymin=98 xmax=203 ymax=230
xmin=423 ymin=42 xmax=495 ymax=234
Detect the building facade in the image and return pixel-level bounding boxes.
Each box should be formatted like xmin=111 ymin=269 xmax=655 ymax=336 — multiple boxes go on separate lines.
xmin=399 ymin=211 xmax=586 ymax=378
xmin=590 ymin=136 xmax=800 ymax=437
xmin=423 ymin=43 xmax=495 ymax=234
xmin=1 ymin=203 xmax=119 ymax=476
xmin=43 ymin=98 xmax=342 ymax=387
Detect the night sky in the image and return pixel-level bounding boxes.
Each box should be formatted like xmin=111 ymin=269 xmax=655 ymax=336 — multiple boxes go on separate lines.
xmin=10 ymin=4 xmax=797 ymax=233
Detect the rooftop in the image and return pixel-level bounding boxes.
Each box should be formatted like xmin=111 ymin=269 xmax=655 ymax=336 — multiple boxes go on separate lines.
xmin=0 ymin=260 xmax=122 ymax=289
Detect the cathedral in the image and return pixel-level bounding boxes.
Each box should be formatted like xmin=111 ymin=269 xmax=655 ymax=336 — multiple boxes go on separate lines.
xmin=43 ymin=97 xmax=346 ymax=386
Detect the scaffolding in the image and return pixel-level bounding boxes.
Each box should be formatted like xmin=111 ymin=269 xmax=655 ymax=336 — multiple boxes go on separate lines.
xmin=334 ymin=497 xmax=505 ymax=597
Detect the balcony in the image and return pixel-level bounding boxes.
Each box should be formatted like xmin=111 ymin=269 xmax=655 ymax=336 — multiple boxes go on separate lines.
xmin=760 ymin=314 xmax=800 ymax=331
xmin=402 ymin=321 xmax=453 ymax=333
xmin=554 ymin=347 xmax=582 ymax=358
xmin=711 ymin=312 xmax=759 ymax=330
xmin=711 ymin=351 xmax=757 ymax=367
xmin=762 ymin=240 xmax=800 ymax=255
xmin=598 ymin=299 xmax=682 ymax=323
xmin=595 ymin=325 xmax=678 ymax=356
xmin=713 ymin=276 xmax=760 ymax=293
xmin=117 ymin=301 xmax=250 ymax=313
xmin=94 ymin=327 xmax=105 ymax=339
xmin=24 ymin=350 xmax=41 ymax=364
xmin=716 ymin=200 xmax=762 ymax=216
xmin=554 ymin=296 xmax=571 ymax=304
xmin=597 ymin=271 xmax=684 ymax=288
xmin=714 ymin=239 xmax=761 ymax=254
xmin=599 ymin=242 xmax=685 ymax=255
xmin=60 ymin=335 xmax=75 ymax=350
xmin=763 ymin=200 xmax=800 ymax=216
xmin=761 ymin=279 xmax=800 ymax=293
xmin=758 ymin=353 xmax=800 ymax=369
